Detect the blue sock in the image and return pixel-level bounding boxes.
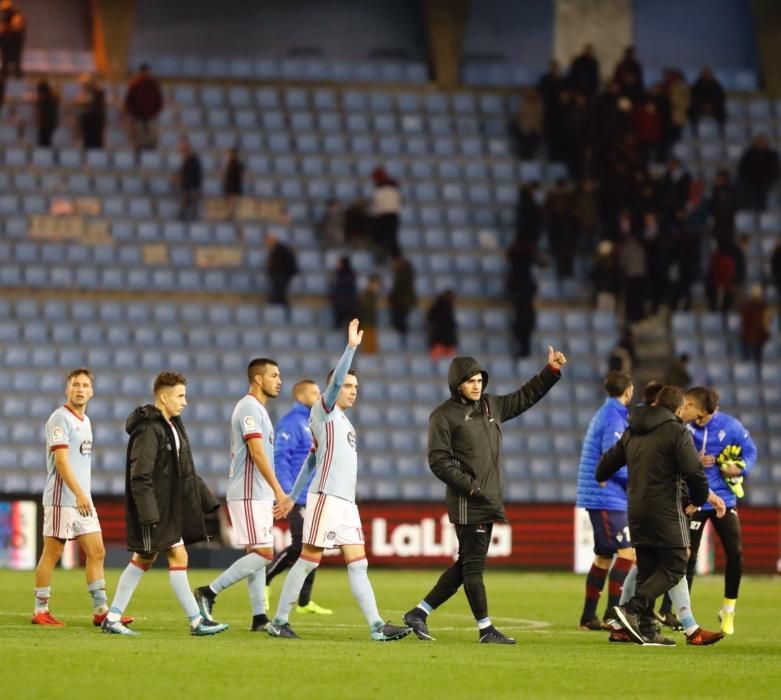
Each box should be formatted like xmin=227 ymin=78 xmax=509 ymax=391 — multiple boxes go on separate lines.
xmin=668 ymin=576 xmax=697 ymax=633
xmin=418 ymin=600 xmax=433 ymax=616
xmin=347 ymin=558 xmax=381 ymax=628
xmin=274 ymin=557 xmax=319 ymax=624
xmin=210 ymin=552 xmax=268 ymax=594
xmin=247 ymin=569 xmax=267 ymax=616
xmin=168 ymin=568 xmax=201 ymax=625
xmin=619 ymin=565 xmax=637 ymax=605
xmin=107 ymin=561 xmax=146 ymax=622
xmin=88 ymin=578 xmax=108 ymax=613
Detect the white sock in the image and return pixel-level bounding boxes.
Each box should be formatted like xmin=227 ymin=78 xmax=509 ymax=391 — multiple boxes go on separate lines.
xmin=274 ymin=557 xmax=319 ymax=624
xmin=618 ymin=565 xmax=637 ymax=605
xmin=88 ymin=578 xmax=108 ymax=614
xmin=168 ymin=568 xmax=201 ymax=626
xmin=107 ymin=562 xmax=146 ymax=622
xmin=247 ymin=570 xmax=267 ymax=616
xmin=477 ymin=617 xmax=492 ymax=630
xmin=210 ymin=552 xmax=268 ymax=594
xmin=34 ymin=586 xmax=51 ymax=613
xmin=347 ymin=558 xmax=381 ymax=628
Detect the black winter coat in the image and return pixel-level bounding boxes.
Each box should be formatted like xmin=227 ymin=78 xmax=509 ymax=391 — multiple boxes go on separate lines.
xmin=429 ymin=357 xmax=560 ymax=525
xmin=124 ymin=405 xmax=220 ymax=553
xmin=596 ymin=405 xmax=708 ymax=548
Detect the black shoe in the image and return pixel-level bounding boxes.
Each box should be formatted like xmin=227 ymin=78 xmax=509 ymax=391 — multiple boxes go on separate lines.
xmin=371 ymin=621 xmax=412 ymax=641
xmin=194 ymin=586 xmax=215 ymax=622
xmin=610 ymin=605 xmax=645 ymax=645
xmin=640 ymin=628 xmax=676 ymax=646
xmin=267 ymin=621 xmax=300 ymax=639
xmin=250 ymin=614 xmax=270 ymax=632
xmin=579 ymin=617 xmax=605 ymax=631
xmin=654 ymin=610 xmax=683 ymax=631
xmin=403 ymin=611 xmax=435 ymax=641
xmin=479 ymin=626 xmax=516 ymax=644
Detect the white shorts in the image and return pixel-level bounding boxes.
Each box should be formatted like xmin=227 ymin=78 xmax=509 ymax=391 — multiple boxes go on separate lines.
xmin=303 ymin=492 xmax=364 ymax=549
xmin=43 ymin=505 xmax=101 ymax=540
xmin=228 ymin=499 xmax=274 ymax=547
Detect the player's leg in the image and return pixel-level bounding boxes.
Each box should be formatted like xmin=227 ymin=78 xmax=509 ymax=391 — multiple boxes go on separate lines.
xmin=710 ymin=507 xmax=743 ymax=634
xmin=268 ymin=542 xmax=323 ymax=636
xmin=293 ymin=505 xmax=328 ymax=612
xmin=266 ymin=504 xmax=304 ymax=586
xmin=102 ymin=551 xmax=157 ymax=635
xmin=685 ymin=509 xmax=709 ymax=591
xmin=167 ymin=544 xmax=228 ymax=636
xmin=195 ymin=500 xmax=273 ymax=627
xmin=605 ymin=514 xmax=634 ymax=617
xmin=579 ymin=510 xmax=613 ymax=629
xmin=666 ymin=567 xmax=724 ymax=645
xmin=33 ymin=523 xmax=66 ymax=625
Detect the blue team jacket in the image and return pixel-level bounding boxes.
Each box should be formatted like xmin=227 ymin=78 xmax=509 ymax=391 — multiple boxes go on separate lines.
xmin=274 ymin=402 xmax=315 ymax=505
xmin=576 ymin=397 xmax=629 ymax=510
xmin=687 ymin=411 xmax=757 ymax=509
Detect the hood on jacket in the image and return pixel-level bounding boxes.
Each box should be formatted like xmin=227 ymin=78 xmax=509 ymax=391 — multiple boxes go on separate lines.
xmin=126 ymin=404 xmax=163 ymax=435
xmin=629 ymin=405 xmax=680 ymax=435
xmin=448 ymin=356 xmax=489 ymax=399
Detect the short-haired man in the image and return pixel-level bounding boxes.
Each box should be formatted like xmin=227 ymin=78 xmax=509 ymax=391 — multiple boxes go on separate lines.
xmin=267 ymin=319 xmax=410 ymax=641
xmin=680 ymin=386 xmax=757 ymax=635
xmin=33 ymin=369 xmax=131 ymax=627
xmin=195 ymin=359 xmax=291 ymax=632
xmin=404 ymin=346 xmax=566 ymax=643
xmin=264 ymin=379 xmax=333 ymax=615
xmin=575 ymin=370 xmax=635 ymax=631
xmin=102 ymin=372 xmax=228 ymax=636
xmin=598 ymin=385 xmax=710 ymax=646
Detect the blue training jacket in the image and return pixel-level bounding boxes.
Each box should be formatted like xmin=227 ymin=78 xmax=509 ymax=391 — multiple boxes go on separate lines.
xmin=274 ymin=402 xmax=316 ymax=505
xmin=576 ymin=397 xmax=629 ymax=510
xmin=687 ymin=411 xmax=757 ymax=509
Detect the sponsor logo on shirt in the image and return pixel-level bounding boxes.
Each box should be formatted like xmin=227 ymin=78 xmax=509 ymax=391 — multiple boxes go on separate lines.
xmin=79 ymin=440 xmax=92 ymax=457
xmin=347 ymin=431 xmax=356 ymax=449
xmin=718 ymin=430 xmax=726 ymax=442
xmin=52 ymin=426 xmax=65 ymax=442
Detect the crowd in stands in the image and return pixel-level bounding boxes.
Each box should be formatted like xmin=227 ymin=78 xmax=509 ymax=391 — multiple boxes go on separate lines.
xmin=507 ymin=45 xmax=779 ymax=357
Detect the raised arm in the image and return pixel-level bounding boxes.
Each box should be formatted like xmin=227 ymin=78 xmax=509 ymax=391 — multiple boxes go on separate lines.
xmin=322 ymin=318 xmax=362 ymax=411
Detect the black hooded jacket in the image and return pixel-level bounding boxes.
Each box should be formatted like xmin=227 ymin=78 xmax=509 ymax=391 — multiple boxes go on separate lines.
xmin=124 ymin=405 xmax=220 ymax=553
xmin=596 ymin=405 xmax=708 ymax=548
xmin=428 ymin=356 xmax=560 ymax=525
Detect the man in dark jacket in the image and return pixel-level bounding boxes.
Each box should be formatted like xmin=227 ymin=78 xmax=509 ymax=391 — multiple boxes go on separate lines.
xmin=738 ymin=134 xmax=780 ymax=212
xmin=102 ymin=372 xmax=228 ymax=636
xmin=124 ymin=63 xmax=164 ymax=152
xmin=266 ymin=232 xmax=299 ymax=307
xmin=177 ymin=139 xmax=202 ymax=221
xmin=596 ymin=385 xmax=709 ymax=646
xmin=403 ymin=347 xmax=566 ymax=644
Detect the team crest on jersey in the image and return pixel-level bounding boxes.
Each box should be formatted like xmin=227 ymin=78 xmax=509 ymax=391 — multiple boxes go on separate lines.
xmin=79 ymin=440 xmax=92 ymax=457
xmin=347 ymin=431 xmax=356 ymax=449
xmin=52 ymin=426 xmax=65 ymax=441
xmin=243 ymin=415 xmax=256 ymax=429
xmin=718 ymin=430 xmax=726 ymax=442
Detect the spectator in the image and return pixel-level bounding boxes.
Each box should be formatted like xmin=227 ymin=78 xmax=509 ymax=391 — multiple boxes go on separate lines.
xmin=222 ymin=147 xmax=244 ymax=198
xmin=266 ymin=233 xmax=299 ymax=308
xmin=607 ymin=327 xmax=636 ymax=373
xmin=506 ymin=238 xmax=537 ymax=358
xmin=514 ymin=87 xmax=543 ymax=160
xmin=613 ymin=47 xmax=644 ymax=101
xmin=544 ymin=179 xmax=577 ymax=278
xmin=370 ymin=166 xmax=401 ymax=260
xmin=632 ymin=97 xmax=664 ymax=165
xmin=738 ymin=134 xmax=780 ymax=212
xmin=664 ymin=353 xmax=692 ymax=388
xmin=426 ymin=290 xmax=458 ymax=361
xmin=514 ymin=181 xmax=544 ymax=252
xmin=176 ymin=140 xmax=202 ymax=221
xmin=537 ymin=60 xmax=568 ymax=160
xmin=772 ymin=241 xmax=781 ymax=302
xmin=740 ymin=284 xmax=771 ymax=367
xmin=75 ymin=73 xmax=106 ymax=150
xmin=664 ymin=69 xmax=690 ymax=147
xmin=358 ymin=274 xmax=381 ymax=354
xmin=328 ymin=256 xmax=358 ymax=329
xmin=710 ymin=169 xmax=739 ymax=244
xmin=689 ymin=67 xmax=726 ymax=135
xmin=618 ymin=233 xmax=648 ymax=323
xmin=0 ymin=0 xmax=24 ymax=79
xmin=316 ymin=198 xmax=344 ymax=247
xmin=124 ymin=63 xmax=164 ymax=152
xmin=34 ymin=79 xmax=59 ymax=148
xmin=705 ymin=243 xmax=736 ymax=313
xmin=659 ymin=158 xmax=692 ymax=221
xmin=591 ymin=240 xmax=620 ymax=313
xmin=568 ymin=44 xmax=600 ymax=102
xmin=667 ymin=214 xmax=701 ymax=311
xmin=574 ymin=178 xmax=600 ymax=253
xmin=343 ymin=198 xmax=371 ymax=246
xmin=388 ymin=255 xmax=416 ymax=345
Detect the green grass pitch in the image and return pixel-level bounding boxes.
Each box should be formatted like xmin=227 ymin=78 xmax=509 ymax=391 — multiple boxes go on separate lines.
xmin=1 ymin=568 xmax=779 ymax=699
